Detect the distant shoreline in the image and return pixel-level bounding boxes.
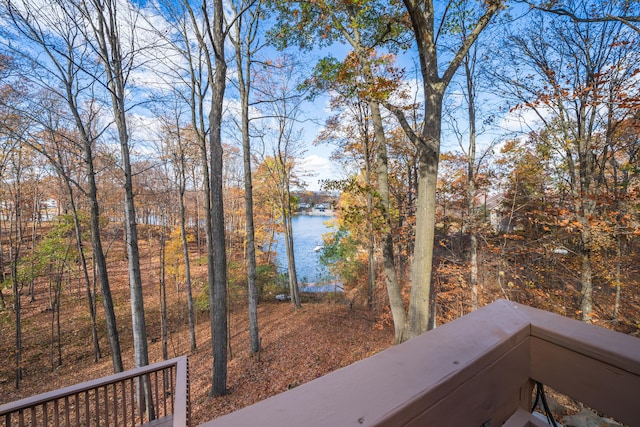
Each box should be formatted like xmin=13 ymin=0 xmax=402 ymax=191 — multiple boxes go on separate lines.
xmin=296 ymin=209 xmax=335 ymax=217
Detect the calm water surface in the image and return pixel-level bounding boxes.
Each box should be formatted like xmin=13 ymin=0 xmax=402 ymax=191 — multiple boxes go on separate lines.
xmin=274 ymin=215 xmax=338 ymax=286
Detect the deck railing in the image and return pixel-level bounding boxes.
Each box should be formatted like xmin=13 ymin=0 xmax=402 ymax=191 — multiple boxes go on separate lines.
xmin=198 ymin=300 xmax=640 ymax=427
xmin=0 ymin=356 xmax=189 ymax=427
xmin=2 ymin=302 xmax=639 ymax=427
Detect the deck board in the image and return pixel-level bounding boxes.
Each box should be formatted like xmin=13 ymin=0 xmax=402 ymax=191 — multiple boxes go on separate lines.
xmin=143 ymin=414 xmax=174 ymax=427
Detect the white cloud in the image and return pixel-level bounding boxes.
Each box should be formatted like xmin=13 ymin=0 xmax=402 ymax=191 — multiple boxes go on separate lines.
xmin=499 ymin=107 xmax=542 ymax=133
xmin=297 ymin=154 xmax=338 ymax=191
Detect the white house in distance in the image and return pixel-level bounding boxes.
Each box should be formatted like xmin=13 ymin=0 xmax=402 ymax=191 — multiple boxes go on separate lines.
xmin=0 ymin=197 xmax=59 ymax=222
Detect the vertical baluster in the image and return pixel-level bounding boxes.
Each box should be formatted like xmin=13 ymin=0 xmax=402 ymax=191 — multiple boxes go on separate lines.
xmin=161 ymin=369 xmax=167 ymax=417
xmin=30 ymin=405 xmax=35 ymax=427
xmin=130 ymin=377 xmax=135 ymax=425
xmin=74 ymin=393 xmax=80 ymax=427
xmin=113 ymin=382 xmax=118 ymax=426
xmin=64 ymin=396 xmax=70 ymax=426
xmin=54 ymin=399 xmax=59 ymax=426
xmin=104 ymin=385 xmax=109 ymax=426
xmin=17 ymin=409 xmax=24 ymax=427
xmin=166 ymin=367 xmax=171 ymax=415
xmin=95 ymin=387 xmax=100 ymax=426
xmin=153 ymin=371 xmax=159 ymax=417
xmin=43 ymin=401 xmax=48 ymax=426
xmin=122 ymin=380 xmax=128 ymax=427
xmin=170 ymin=365 xmax=175 ymax=414
xmin=84 ymin=390 xmax=89 ymax=427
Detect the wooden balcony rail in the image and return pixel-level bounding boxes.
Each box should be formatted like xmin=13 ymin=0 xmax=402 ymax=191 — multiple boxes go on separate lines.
xmin=199 ymin=300 xmax=640 ymax=427
xmin=0 ymin=356 xmax=189 ymax=427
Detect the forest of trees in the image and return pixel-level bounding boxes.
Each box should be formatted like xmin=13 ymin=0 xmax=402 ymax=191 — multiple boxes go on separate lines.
xmin=0 ymin=0 xmax=639 ymax=409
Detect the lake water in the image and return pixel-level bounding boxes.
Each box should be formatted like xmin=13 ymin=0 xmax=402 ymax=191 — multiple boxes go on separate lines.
xmin=274 ymin=215 xmax=340 ymax=290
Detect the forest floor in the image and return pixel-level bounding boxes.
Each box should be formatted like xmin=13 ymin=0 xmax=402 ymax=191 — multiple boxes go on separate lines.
xmin=0 ymin=234 xmax=393 ymax=425
xmin=1 ymin=225 xmax=639 ymax=425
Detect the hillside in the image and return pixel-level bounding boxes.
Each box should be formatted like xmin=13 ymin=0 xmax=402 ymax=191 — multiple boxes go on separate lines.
xmin=0 ymin=233 xmax=393 ymax=425
xmin=1 ymin=225 xmax=639 ymax=425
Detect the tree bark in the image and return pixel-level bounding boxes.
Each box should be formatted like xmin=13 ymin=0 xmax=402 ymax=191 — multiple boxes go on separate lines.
xmin=177 ymin=151 xmax=197 ymax=352
xmin=208 ymin=0 xmax=229 ymax=396
xmin=160 ymin=215 xmax=169 ymax=360
xmin=85 ymin=144 xmax=123 ymax=373
xmin=66 ymin=182 xmax=102 ymax=361
xmin=395 ymin=0 xmax=499 ymax=340
xmin=463 ymin=57 xmax=479 ymax=311
xmin=371 ymin=101 xmax=405 ymax=343
xmin=283 ymin=196 xmax=301 ymax=308
xmin=86 ymin=0 xmax=152 ymax=415
xmin=231 ymin=7 xmax=261 ymax=354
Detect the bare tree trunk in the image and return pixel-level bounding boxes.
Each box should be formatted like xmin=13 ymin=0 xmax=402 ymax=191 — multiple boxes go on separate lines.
xmin=396 ymin=0 xmax=500 ymax=341
xmin=86 ymin=149 xmax=123 ymax=373
xmin=231 ymin=5 xmax=261 ymax=354
xmin=10 ymin=203 xmax=23 ymax=388
xmin=579 ymin=223 xmax=593 ymax=323
xmin=0 ymin=213 xmax=5 ymax=311
xmin=65 ymin=178 xmax=102 ymax=361
xmin=282 ymin=197 xmax=301 ymax=308
xmin=208 ymin=0 xmax=229 ymax=396
xmin=160 ymin=213 xmax=169 ymax=360
xmin=405 ymin=85 xmax=444 ymax=339
xmin=613 ymin=233 xmax=622 ymax=322
xmin=464 ymin=57 xmax=479 ymax=311
xmin=177 ymin=152 xmax=197 ymax=352
xmin=29 ymin=194 xmax=39 ymax=302
xmin=13 ymin=268 xmax=22 ymax=389
xmin=85 ymin=0 xmax=152 ymax=416
xmin=363 ymin=134 xmax=376 ymax=309
xmin=371 ymin=101 xmax=405 ymax=343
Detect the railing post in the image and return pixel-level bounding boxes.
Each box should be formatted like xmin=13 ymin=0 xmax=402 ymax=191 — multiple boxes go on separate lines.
xmin=173 ymin=357 xmax=189 ymax=427
xmin=519 ymin=379 xmax=534 ymax=412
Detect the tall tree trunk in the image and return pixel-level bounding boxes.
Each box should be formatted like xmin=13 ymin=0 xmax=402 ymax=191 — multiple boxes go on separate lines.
xmin=10 ymin=201 xmax=22 ymax=388
xmin=178 ymin=156 xmax=197 ymax=352
xmin=160 ymin=214 xmax=169 ymax=360
xmin=351 ymin=41 xmax=403 ymax=338
xmin=371 ymin=101 xmax=405 ymax=343
xmin=98 ymin=0 xmax=150 ymax=371
xmin=13 ymin=265 xmax=22 ymax=389
xmin=579 ymin=221 xmax=593 ymax=323
xmin=119 ymin=102 xmax=150 ymax=372
xmin=613 ymin=233 xmax=622 ymax=322
xmin=0 ymin=214 xmax=5 ymax=311
xmin=464 ymin=57 xmax=479 ymax=311
xmin=208 ymin=0 xmax=229 ymax=396
xmin=232 ymin=13 xmax=261 ymax=353
xmin=11 ymin=251 xmax=21 ymax=387
xmin=280 ymin=175 xmax=300 ymax=309
xmin=363 ymin=133 xmax=376 ymax=309
xmin=406 ymin=87 xmax=443 ymax=339
xmin=283 ymin=202 xmax=301 ymax=308
xmin=88 ymin=0 xmax=152 ymax=415
xmin=86 ymin=146 xmax=123 ymax=373
xmin=396 ymin=0 xmax=500 ymax=341
xmin=65 ymin=178 xmax=102 ymax=361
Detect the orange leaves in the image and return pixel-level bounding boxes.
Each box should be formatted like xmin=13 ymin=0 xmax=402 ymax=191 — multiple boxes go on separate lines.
xmin=502 ymin=233 xmax=525 ymax=240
